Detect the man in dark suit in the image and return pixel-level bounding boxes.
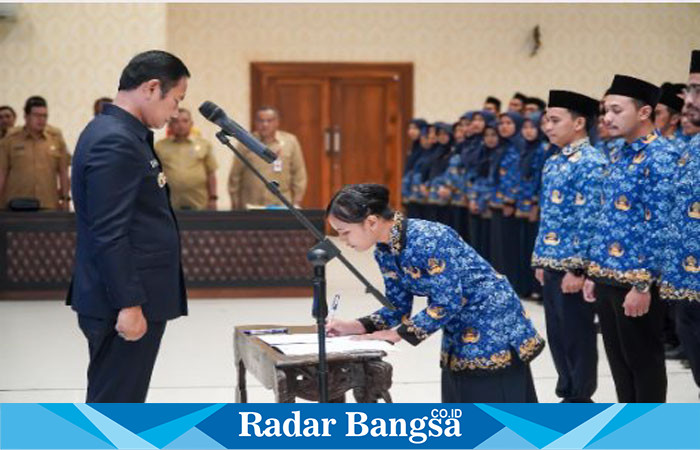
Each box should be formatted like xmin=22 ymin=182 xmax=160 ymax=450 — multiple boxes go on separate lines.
xmin=67 ymin=50 xmax=190 ymax=402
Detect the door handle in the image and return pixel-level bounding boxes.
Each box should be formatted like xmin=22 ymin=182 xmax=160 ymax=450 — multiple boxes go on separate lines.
xmin=324 ymin=128 xmax=332 ymax=154
xmin=333 ymin=126 xmax=341 ymax=155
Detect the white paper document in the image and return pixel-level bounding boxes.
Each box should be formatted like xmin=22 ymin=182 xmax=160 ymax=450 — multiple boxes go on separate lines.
xmin=257 ymin=333 xmax=398 ymax=356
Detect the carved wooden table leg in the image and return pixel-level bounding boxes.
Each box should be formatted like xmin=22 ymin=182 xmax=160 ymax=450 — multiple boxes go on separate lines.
xmin=274 ymin=370 xmax=296 ymax=403
xmin=353 ymin=360 xmax=393 ymax=403
xmin=236 ymin=359 xmax=247 ymax=403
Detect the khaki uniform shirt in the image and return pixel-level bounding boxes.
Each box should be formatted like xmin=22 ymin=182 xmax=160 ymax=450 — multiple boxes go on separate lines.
xmin=154 ymin=136 xmax=218 ymax=210
xmin=228 ymin=130 xmax=308 ymax=208
xmin=0 ymin=126 xmax=69 ymax=209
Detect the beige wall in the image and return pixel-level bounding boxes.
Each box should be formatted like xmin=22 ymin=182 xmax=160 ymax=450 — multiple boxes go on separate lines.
xmin=167 ymin=3 xmax=700 ymax=209
xmin=1 ymin=4 xmax=699 ymax=209
xmin=0 ymin=3 xmax=167 ymax=148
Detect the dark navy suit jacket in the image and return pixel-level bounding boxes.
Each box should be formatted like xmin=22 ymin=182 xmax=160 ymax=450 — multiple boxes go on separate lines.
xmin=67 ymin=104 xmax=188 ymax=322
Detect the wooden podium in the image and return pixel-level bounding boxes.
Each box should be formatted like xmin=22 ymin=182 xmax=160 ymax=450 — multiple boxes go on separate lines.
xmin=234 ymin=324 xmax=393 ymax=403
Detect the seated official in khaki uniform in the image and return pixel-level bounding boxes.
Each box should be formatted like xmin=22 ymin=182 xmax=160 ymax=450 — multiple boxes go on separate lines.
xmin=155 ymin=108 xmax=218 ymax=210
xmin=228 ymin=106 xmax=307 ymax=209
xmin=0 ymin=96 xmax=70 ymax=210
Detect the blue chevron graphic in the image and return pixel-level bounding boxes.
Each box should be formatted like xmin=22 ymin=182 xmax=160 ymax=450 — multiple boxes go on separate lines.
xmin=586 ymin=403 xmax=659 ymax=446
xmin=163 ymin=426 xmax=227 ymax=449
xmin=475 ymin=403 xmax=563 ymax=448
xmin=475 ymin=426 xmax=538 ymax=449
xmin=41 ymin=403 xmax=114 ymax=447
xmin=0 ymin=403 xmax=114 ymax=449
xmin=75 ymin=404 xmax=157 ymax=449
xmin=586 ymin=404 xmax=700 ymax=449
xmin=544 ymin=403 xmax=624 ymax=449
xmin=138 ymin=403 xmax=226 ymax=448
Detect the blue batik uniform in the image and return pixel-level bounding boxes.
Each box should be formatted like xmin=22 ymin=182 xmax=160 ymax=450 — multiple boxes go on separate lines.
xmin=661 ymin=134 xmax=700 ymax=301
xmin=516 ymin=141 xmax=549 ymax=215
xmin=358 ymin=214 xmax=545 ymax=372
xmin=442 ymin=151 xmax=468 ymax=206
xmin=594 ymin=137 xmax=623 ymax=162
xmin=489 ymin=139 xmax=521 ymax=208
xmin=584 ymin=131 xmax=678 ymax=288
xmin=532 ymin=138 xmax=607 ymax=272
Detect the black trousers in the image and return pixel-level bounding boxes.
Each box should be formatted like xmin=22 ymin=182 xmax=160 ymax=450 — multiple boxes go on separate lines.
xmin=442 ymin=356 xmax=538 ymax=403
xmin=676 ymin=300 xmax=700 ymax=388
xmin=663 ymin=302 xmax=681 ymax=348
xmin=543 ymin=270 xmax=598 ymax=402
xmin=79 ymin=314 xmax=166 ymax=403
xmin=594 ymin=283 xmax=667 ymax=402
xmin=468 ymin=214 xmax=490 ymax=261
xmin=490 ymin=208 xmax=519 ymax=288
xmin=516 ymin=219 xmax=540 ymax=298
xmin=450 ymin=206 xmax=468 ymax=243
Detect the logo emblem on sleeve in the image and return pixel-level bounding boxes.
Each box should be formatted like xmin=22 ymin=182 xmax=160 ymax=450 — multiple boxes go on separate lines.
xmin=551 ymin=190 xmax=564 ymax=204
xmin=608 ymin=242 xmax=624 ymax=257
xmin=462 ymin=327 xmax=480 ymax=344
xmin=689 ymin=202 xmax=700 ymax=219
xmin=543 ymin=232 xmax=560 ymax=246
xmin=684 ymin=256 xmax=700 ymax=273
xmin=615 ymin=195 xmax=631 ymax=211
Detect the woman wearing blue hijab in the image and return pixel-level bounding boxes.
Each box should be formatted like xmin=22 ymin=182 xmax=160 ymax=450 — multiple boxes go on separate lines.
xmin=514 ymin=112 xmax=550 ymax=299
xmin=425 ymin=122 xmax=455 ymax=224
xmin=466 ymin=119 xmax=501 ymax=260
xmin=403 ymin=125 xmax=434 ymax=219
xmin=488 ymin=111 xmax=524 ymax=289
xmin=451 ymin=110 xmax=491 ymax=241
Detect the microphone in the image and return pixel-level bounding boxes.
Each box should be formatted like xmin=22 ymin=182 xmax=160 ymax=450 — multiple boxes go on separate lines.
xmin=199 ymin=101 xmax=277 ymax=163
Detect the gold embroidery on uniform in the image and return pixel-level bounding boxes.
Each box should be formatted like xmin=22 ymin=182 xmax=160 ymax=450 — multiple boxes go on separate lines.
xmin=462 ymin=327 xmax=480 ymax=344
xmin=689 ymin=202 xmax=700 ymax=219
xmin=615 ymin=195 xmax=631 ymax=211
xmin=586 ymin=262 xmax=653 ymax=286
xmin=608 ymin=242 xmax=624 ymax=257
xmin=684 ymin=256 xmax=700 ymax=273
xmin=403 ymin=266 xmax=422 ymax=279
xmin=633 ymin=151 xmax=646 ymax=164
xmin=427 ymin=258 xmax=446 ymax=275
xmin=551 ymin=190 xmax=564 ymax=204
xmin=575 ymin=192 xmax=586 ymax=205
xmin=543 ymin=232 xmax=560 ymax=246
xmin=427 ymin=305 xmax=447 ymax=320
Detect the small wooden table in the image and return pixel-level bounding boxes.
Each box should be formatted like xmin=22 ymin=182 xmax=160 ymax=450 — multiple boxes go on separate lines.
xmin=234 ymin=324 xmax=393 ymax=403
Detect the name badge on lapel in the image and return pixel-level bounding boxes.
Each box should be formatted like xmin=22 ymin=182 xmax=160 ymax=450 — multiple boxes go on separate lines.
xmin=273 ymin=158 xmax=283 ymax=173
xmin=157 ymin=172 xmax=167 ymax=188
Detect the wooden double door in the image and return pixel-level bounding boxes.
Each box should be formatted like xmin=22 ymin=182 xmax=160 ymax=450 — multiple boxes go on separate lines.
xmin=251 ymin=63 xmax=413 ymax=210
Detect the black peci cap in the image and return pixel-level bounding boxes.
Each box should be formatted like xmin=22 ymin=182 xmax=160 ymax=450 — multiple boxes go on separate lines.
xmin=607 ymin=74 xmax=661 ymax=107
xmin=547 ymin=90 xmax=600 ymax=117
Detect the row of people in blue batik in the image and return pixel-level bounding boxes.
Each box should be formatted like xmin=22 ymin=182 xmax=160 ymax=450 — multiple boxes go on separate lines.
xmin=398 ymin=56 xmax=700 ymax=404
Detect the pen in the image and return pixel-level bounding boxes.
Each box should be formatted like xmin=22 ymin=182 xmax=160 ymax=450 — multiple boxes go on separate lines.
xmin=243 ymin=327 xmax=288 ymax=335
xmin=328 ymin=294 xmax=341 ymax=321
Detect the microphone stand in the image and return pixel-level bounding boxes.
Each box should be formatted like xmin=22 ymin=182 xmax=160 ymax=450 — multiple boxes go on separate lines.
xmin=215 ymin=131 xmax=393 ymax=403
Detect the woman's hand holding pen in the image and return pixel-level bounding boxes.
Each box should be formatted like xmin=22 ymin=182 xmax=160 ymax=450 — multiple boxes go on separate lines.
xmin=325 ymin=319 xmax=365 ymax=337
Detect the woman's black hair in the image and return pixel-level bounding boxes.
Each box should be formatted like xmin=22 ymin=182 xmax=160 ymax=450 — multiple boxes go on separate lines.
xmin=325 ymin=184 xmax=395 ymax=223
